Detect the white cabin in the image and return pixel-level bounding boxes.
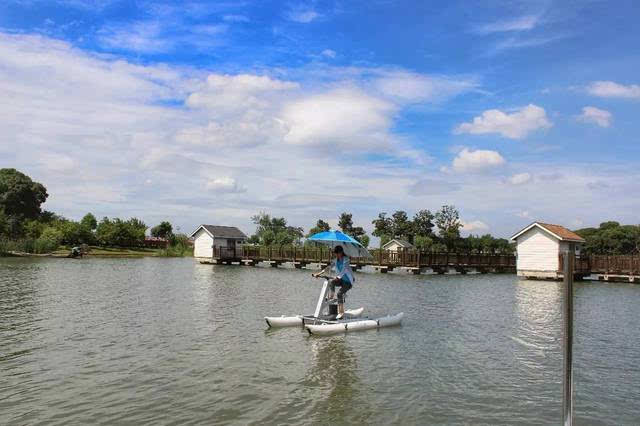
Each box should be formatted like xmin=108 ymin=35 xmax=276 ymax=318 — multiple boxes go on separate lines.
xmin=510 ymin=222 xmax=585 ymax=279
xmin=190 ymin=225 xmax=247 ymax=259
xmin=381 ymin=238 xmax=414 ymax=252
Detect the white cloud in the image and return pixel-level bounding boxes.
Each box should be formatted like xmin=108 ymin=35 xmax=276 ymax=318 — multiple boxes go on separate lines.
xmin=509 ymin=172 xmax=531 ymax=185
xmin=461 ymin=220 xmax=489 ymax=232
xmin=4 ymin=31 xmax=640 ymax=241
xmin=286 ymin=7 xmax=321 ymax=23
xmin=97 ymin=21 xmax=174 ymax=53
xmin=175 ymin=112 xmax=289 ymax=148
xmin=451 ymin=148 xmax=505 ymax=173
xmin=281 ymin=87 xmax=395 ymax=150
xmin=454 ymin=104 xmax=552 ymax=139
xmin=473 ymin=15 xmax=540 ymax=34
xmin=587 ymin=81 xmax=640 ymax=99
xmin=206 ymin=177 xmax=247 ymax=193
xmin=374 ymin=70 xmax=478 ymax=103
xmin=321 ymin=49 xmax=336 ymax=58
xmin=516 ymin=211 xmax=531 ymax=219
xmin=577 ymin=106 xmax=612 ymax=127
xmin=186 ymin=73 xmax=299 ymax=113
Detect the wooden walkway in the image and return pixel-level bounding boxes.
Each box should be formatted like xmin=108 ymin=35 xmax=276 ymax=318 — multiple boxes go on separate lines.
xmin=204 ymin=246 xmax=517 ymax=274
xmin=562 ymin=254 xmax=640 ymax=282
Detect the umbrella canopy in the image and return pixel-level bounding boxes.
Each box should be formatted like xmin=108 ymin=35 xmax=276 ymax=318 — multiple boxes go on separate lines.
xmin=308 ymin=230 xmax=372 ymax=258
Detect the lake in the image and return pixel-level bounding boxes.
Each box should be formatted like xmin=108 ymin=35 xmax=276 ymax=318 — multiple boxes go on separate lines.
xmin=1 ymin=257 xmax=639 ymax=425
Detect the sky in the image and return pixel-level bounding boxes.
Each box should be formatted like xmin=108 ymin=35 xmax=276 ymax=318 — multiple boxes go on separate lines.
xmin=1 ymin=0 xmax=639 ymax=240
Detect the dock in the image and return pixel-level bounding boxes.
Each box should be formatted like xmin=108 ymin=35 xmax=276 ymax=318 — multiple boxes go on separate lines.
xmin=200 ymin=246 xmax=517 ymax=274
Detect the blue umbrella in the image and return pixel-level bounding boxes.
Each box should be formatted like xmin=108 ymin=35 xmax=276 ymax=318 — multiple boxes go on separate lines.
xmin=308 ymin=230 xmax=372 ymax=258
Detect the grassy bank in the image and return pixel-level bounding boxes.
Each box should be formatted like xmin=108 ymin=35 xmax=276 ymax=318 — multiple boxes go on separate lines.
xmin=1 ymin=244 xmax=193 ymax=258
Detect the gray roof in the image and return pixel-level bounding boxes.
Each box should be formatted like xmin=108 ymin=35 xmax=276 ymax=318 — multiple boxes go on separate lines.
xmin=382 ymin=238 xmax=414 ymax=249
xmin=192 ymin=225 xmax=247 ymax=239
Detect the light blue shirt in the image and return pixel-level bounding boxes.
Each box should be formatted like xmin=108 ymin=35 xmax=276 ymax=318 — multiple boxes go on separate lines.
xmin=333 ymin=256 xmax=354 ymax=284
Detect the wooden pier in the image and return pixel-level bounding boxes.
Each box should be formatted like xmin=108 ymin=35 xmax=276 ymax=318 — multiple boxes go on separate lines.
xmin=201 ymin=246 xmax=517 ymax=274
xmin=563 ymin=254 xmax=640 ymax=282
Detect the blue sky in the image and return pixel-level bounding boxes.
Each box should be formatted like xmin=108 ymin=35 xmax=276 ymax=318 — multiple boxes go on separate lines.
xmin=1 ymin=0 xmax=639 ymax=239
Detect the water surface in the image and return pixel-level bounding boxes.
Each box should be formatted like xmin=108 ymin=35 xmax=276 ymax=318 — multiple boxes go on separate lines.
xmin=1 ymin=257 xmax=639 ymax=424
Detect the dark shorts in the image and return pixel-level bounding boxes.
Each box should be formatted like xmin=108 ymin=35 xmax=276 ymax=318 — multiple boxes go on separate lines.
xmin=330 ymin=278 xmax=352 ymax=303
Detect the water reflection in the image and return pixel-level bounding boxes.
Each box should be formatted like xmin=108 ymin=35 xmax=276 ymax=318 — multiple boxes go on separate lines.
xmin=301 ymin=337 xmax=372 ymax=423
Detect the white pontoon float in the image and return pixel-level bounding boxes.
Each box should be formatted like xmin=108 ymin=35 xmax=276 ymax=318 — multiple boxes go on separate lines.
xmin=265 ymin=277 xmax=404 ymax=335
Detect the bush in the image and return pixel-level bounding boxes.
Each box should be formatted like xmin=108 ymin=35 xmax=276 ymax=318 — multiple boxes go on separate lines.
xmin=0 ymin=237 xmax=58 ymax=254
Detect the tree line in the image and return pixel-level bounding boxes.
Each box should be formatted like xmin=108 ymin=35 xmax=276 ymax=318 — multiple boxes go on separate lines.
xmin=247 ymin=207 xmax=514 ymax=254
xmin=576 ymin=222 xmax=640 ymax=255
xmin=0 ymin=168 xmax=187 ymax=254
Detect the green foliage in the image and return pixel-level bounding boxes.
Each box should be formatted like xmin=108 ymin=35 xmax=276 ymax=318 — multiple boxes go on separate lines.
xmin=0 ymin=209 xmax=8 ymax=237
xmin=251 ymin=212 xmax=304 ymax=246
xmin=23 ymin=219 xmax=45 ymax=239
xmin=307 ymin=219 xmax=330 ymax=237
xmin=81 ymin=213 xmax=98 ymax=230
xmin=151 ymin=221 xmax=173 ymax=239
xmin=414 ymin=235 xmax=434 ymax=250
xmin=576 ymin=222 xmax=640 ymax=254
xmin=412 ymin=209 xmax=435 ymax=237
xmin=435 ymin=205 xmax=462 ymax=251
xmin=158 ymin=233 xmax=193 ymax=257
xmin=95 ymin=217 xmax=147 ymax=247
xmin=338 ymin=212 xmax=368 ymax=245
xmin=372 ymin=212 xmax=393 ymax=241
xmin=0 ymin=168 xmax=48 ymax=225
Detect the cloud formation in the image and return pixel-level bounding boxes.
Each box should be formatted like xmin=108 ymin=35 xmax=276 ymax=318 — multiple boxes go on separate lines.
xmin=454 ymin=104 xmax=552 ymax=139
xmin=206 ymin=177 xmax=247 ymax=193
xmin=473 ymin=15 xmax=540 ymax=34
xmin=461 ymin=220 xmax=489 ymax=232
xmin=451 ymin=148 xmax=505 ymax=173
xmin=508 ymin=172 xmax=532 ymax=185
xmin=577 ymin=106 xmax=612 ymax=127
xmin=587 ymin=81 xmax=640 ymax=99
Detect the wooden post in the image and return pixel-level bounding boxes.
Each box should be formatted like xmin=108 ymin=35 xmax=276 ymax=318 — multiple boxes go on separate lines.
xmin=563 ymin=243 xmax=575 ymax=426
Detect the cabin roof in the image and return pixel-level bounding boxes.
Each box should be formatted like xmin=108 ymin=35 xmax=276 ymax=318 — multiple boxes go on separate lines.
xmin=510 ymin=222 xmax=585 ymax=242
xmin=190 ymin=225 xmax=247 ymax=239
xmin=382 ymin=238 xmax=415 ymax=249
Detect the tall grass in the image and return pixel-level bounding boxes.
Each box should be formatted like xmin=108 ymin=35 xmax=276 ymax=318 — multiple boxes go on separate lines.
xmin=0 ymin=238 xmax=59 ymax=255
xmin=157 ymin=242 xmax=194 ymax=257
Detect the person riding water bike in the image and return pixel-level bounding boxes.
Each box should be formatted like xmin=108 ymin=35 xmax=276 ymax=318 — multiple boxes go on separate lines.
xmin=312 ymin=245 xmax=355 ymax=319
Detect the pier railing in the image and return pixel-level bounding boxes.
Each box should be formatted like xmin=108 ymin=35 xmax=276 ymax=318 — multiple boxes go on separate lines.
xmin=558 ymin=254 xmax=640 ymax=276
xmin=214 ymin=245 xmax=516 ymax=269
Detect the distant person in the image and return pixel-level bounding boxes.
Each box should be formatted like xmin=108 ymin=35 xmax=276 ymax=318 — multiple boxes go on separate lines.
xmin=312 ymin=245 xmax=354 ymax=319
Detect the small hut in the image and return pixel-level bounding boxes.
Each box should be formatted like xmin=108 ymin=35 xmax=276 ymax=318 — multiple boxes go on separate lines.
xmin=382 ymin=238 xmax=414 ymax=252
xmin=510 ymin=222 xmax=585 ymax=279
xmin=190 ymin=225 xmax=247 ymax=259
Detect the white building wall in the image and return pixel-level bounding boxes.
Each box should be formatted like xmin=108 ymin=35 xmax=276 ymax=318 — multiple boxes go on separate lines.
xmin=193 ymin=229 xmax=213 ymax=258
xmin=516 ymin=227 xmax=560 ymax=272
xmin=384 ymin=241 xmax=403 ymax=251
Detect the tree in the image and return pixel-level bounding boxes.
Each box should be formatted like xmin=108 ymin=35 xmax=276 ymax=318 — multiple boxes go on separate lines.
xmin=338 ymin=212 xmax=368 ymax=245
xmin=391 ymin=210 xmax=414 ymax=242
xmin=81 ymin=213 xmax=98 ymax=231
xmin=414 ymin=235 xmax=433 ymax=250
xmin=151 ymin=221 xmax=173 ymax=239
xmin=0 ymin=168 xmax=48 ymax=221
xmin=372 ymin=212 xmax=393 ymax=246
xmin=0 ymin=209 xmax=8 ymax=237
xmin=250 ymin=212 xmax=304 ymax=246
xmin=307 ymin=219 xmax=330 ymax=237
xmin=576 ymin=222 xmax=640 ymax=254
xmin=435 ymin=205 xmax=462 ymax=251
xmin=338 ymin=213 xmax=354 ymax=234
xmin=412 ymin=209 xmax=435 ymax=238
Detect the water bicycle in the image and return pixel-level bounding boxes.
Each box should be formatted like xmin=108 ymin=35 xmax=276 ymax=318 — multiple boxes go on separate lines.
xmin=264 ymin=230 xmax=404 ymax=336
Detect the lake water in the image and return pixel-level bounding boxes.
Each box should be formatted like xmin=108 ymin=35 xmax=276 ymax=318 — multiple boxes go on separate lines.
xmin=1 ymin=257 xmax=639 ymax=425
